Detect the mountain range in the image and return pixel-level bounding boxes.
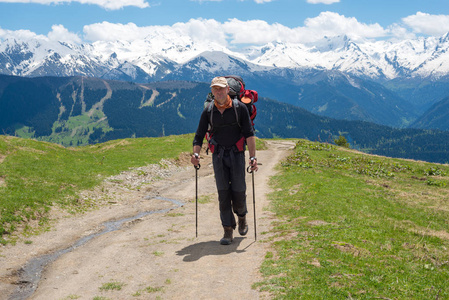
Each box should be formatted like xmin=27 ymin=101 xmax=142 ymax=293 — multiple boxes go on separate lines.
xmin=1 ymin=32 xmax=449 ymax=131
xmin=2 ymin=32 xmax=449 ymax=80
xmin=0 ymin=75 xmax=448 ymax=164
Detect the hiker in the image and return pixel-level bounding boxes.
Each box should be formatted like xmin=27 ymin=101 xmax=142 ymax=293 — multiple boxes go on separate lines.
xmin=191 ymin=76 xmax=258 ymax=245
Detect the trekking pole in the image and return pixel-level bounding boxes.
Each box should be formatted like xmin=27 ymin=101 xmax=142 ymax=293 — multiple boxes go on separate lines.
xmin=194 ymin=154 xmax=200 ymax=238
xmin=247 ymin=158 xmax=257 ymax=241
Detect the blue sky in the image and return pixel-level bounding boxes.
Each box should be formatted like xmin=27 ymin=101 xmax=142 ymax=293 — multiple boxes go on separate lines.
xmin=0 ymin=0 xmax=448 ymax=46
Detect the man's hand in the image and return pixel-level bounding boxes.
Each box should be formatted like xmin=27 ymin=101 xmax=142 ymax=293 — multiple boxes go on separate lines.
xmin=249 ymin=157 xmax=258 ymax=172
xmin=191 ymin=153 xmax=200 ymax=167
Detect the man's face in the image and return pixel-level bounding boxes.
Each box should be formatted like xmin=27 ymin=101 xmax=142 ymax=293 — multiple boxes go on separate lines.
xmin=211 ymin=86 xmax=229 ymax=102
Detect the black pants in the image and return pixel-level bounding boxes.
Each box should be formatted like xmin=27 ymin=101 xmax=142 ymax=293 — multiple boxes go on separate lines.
xmin=213 ymin=149 xmax=247 ymax=229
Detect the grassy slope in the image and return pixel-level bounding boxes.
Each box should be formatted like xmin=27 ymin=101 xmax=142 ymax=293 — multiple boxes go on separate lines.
xmin=0 ymin=134 xmax=193 ymax=244
xmin=1 ymin=135 xmax=448 ymax=298
xmin=258 ymin=140 xmax=449 ymax=299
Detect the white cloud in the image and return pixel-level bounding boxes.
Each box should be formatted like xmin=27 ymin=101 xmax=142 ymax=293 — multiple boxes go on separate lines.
xmin=402 ymin=12 xmax=449 ymax=36
xmin=0 ymin=25 xmax=82 ymax=44
xmin=223 ymin=19 xmax=302 ymax=44
xmin=0 ymin=28 xmax=43 ymax=41
xmin=303 ymin=12 xmax=387 ymax=41
xmin=83 ymin=19 xmax=228 ymax=45
xmin=82 ymin=13 xmax=390 ymax=45
xmin=48 ymin=24 xmax=82 ymax=43
xmin=5 ymin=12 xmax=446 ymax=47
xmin=83 ymin=22 xmax=150 ymax=41
xmin=219 ymin=12 xmax=388 ymax=45
xmin=387 ymin=23 xmax=417 ymax=41
xmin=0 ymin=0 xmax=149 ymax=10
xmin=173 ymin=18 xmax=229 ymax=45
xmin=307 ymin=0 xmax=340 ymax=4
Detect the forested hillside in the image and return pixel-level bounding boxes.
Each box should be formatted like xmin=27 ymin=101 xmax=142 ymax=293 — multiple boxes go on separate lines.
xmin=411 ymin=96 xmax=449 ymax=131
xmin=0 ymin=75 xmax=448 ymax=163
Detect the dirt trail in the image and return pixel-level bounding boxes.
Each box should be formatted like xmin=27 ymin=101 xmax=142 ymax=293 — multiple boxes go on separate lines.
xmin=0 ymin=140 xmax=295 ymax=300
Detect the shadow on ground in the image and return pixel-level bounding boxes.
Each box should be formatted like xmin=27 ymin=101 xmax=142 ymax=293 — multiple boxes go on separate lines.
xmin=176 ymin=237 xmax=256 ymax=262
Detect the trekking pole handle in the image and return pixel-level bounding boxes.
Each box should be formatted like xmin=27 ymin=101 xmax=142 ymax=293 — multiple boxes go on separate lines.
xmin=193 ymin=153 xmax=201 ymax=170
xmin=247 ymin=157 xmax=255 ymax=173
xmin=247 ymin=158 xmax=261 ymax=173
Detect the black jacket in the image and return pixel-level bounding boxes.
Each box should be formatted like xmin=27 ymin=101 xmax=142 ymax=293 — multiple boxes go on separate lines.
xmin=193 ymin=101 xmax=254 ymax=148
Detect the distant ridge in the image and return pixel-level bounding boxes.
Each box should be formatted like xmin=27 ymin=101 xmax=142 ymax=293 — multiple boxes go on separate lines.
xmin=0 ymin=75 xmax=448 ymax=164
xmin=2 ymin=34 xmax=449 ymax=129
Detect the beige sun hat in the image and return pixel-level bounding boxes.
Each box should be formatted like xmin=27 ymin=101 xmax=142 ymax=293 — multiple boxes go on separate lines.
xmin=210 ymin=77 xmax=228 ymax=87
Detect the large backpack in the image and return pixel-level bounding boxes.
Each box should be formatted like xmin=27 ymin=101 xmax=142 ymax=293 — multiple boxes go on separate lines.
xmin=224 ymin=75 xmax=258 ymax=127
xmin=205 ymin=75 xmax=258 ymax=127
xmin=204 ymin=75 xmax=258 ymax=154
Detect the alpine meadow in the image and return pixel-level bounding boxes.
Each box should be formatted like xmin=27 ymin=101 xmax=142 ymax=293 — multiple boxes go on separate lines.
xmin=0 ymin=135 xmax=448 ymax=299
xmin=1 ymin=1 xmax=449 ymax=297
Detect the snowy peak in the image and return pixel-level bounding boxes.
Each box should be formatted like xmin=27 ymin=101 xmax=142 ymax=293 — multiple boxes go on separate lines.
xmin=164 ymin=51 xmax=270 ymax=82
xmin=312 ymin=35 xmax=354 ymax=52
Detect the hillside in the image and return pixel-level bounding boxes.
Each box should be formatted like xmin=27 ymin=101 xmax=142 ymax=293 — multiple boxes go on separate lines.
xmin=260 ymin=139 xmax=449 ymax=299
xmin=0 ymin=136 xmax=291 ymax=299
xmin=412 ymin=96 xmax=449 ymax=131
xmin=0 ymin=134 xmax=194 ymax=245
xmin=0 ymin=136 xmax=447 ymax=299
xmin=3 ymin=33 xmax=449 ymax=128
xmin=230 ymin=70 xmax=418 ymax=128
xmin=381 ymin=76 xmax=449 ymax=113
xmin=1 ymin=75 xmax=448 ymax=164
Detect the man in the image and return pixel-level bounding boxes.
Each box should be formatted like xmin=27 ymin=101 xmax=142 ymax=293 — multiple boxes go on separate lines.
xmin=191 ymin=76 xmax=258 ymax=245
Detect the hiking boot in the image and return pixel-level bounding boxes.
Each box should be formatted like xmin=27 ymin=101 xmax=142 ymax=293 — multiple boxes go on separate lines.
xmin=220 ymin=226 xmax=233 ymax=245
xmin=238 ymin=216 xmax=248 ymax=236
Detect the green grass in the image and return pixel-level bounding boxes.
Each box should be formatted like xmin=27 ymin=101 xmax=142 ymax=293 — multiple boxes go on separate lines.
xmin=61 ymin=295 xmax=81 ymax=300
xmin=3 ymin=135 xmax=447 ymax=298
xmin=255 ymin=137 xmax=268 ymax=151
xmin=0 ymin=134 xmax=193 ymax=244
xmin=198 ymin=194 xmax=213 ymax=204
xmin=257 ymin=139 xmax=449 ymax=299
xmin=14 ymin=110 xmax=112 ymax=147
xmin=99 ymin=281 xmax=125 ymax=291
xmin=133 ymin=285 xmax=164 ymax=296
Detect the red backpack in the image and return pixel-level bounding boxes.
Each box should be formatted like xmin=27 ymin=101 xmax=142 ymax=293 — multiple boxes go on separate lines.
xmin=225 ymin=75 xmax=258 ymax=127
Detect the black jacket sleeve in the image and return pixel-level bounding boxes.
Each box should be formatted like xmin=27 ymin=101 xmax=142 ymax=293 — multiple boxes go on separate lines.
xmin=192 ymin=108 xmax=209 ymax=147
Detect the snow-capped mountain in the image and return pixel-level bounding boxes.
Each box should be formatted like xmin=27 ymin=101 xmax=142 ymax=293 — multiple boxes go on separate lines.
xmin=163 ymin=50 xmax=272 ymax=82
xmin=249 ymin=33 xmax=449 ymax=79
xmin=1 ymin=32 xmax=449 ymax=81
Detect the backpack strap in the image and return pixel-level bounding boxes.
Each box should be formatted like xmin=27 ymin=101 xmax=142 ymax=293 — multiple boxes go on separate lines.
xmin=207 ymin=101 xmax=214 ymax=129
xmin=232 ymin=98 xmax=241 ymax=129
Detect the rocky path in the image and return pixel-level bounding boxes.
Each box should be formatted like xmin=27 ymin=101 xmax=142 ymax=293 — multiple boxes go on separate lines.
xmin=0 ymin=140 xmax=294 ymax=300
